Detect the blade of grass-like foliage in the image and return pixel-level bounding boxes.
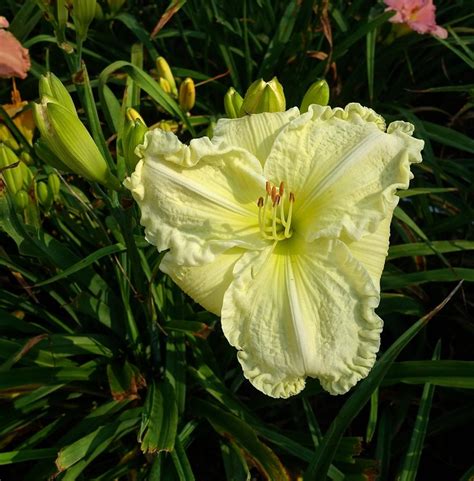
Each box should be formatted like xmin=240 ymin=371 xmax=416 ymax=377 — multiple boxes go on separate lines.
xmin=388 ymin=240 xmax=474 ymax=260
xmin=34 ymin=243 xmax=126 ymax=287
xmin=384 ymin=360 xmax=474 ymax=388
xmin=193 ymin=398 xmax=290 ymax=481
xmin=258 ymin=0 xmax=300 ymax=79
xmin=366 ymin=388 xmax=379 ymax=443
xmin=56 ymin=410 xmax=141 ymax=478
xmin=171 ymin=436 xmax=196 ymax=481
xmin=115 ymin=12 xmax=159 ymax=59
xmin=302 ymin=396 xmax=322 ymax=448
xmin=8 ymin=0 xmax=41 ymax=41
xmin=397 ymin=342 xmax=441 ymax=481
xmin=220 ymin=440 xmax=251 ymax=481
xmin=422 ymin=121 xmax=474 ymax=154
xmin=382 ymin=268 xmax=474 ymax=289
xmin=0 ymin=448 xmax=57 ymax=465
xmin=397 ymin=187 xmax=457 ymax=198
xmin=302 ymin=283 xmax=462 ymax=481
xmin=375 ymin=409 xmax=393 ymax=481
xmin=0 ymin=365 xmax=98 ymax=390
xmin=459 ymin=465 xmax=474 ymax=481
xmin=166 ymin=333 xmax=187 ymax=414
xmin=366 ymin=8 xmax=377 ymax=103
xmin=436 ymin=36 xmax=474 ymax=69
xmin=139 ymin=380 xmax=178 ymax=453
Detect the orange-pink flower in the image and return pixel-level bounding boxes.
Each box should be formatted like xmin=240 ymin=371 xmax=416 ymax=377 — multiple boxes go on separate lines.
xmin=384 ymin=0 xmax=448 ymax=39
xmin=0 ymin=16 xmax=31 ymax=79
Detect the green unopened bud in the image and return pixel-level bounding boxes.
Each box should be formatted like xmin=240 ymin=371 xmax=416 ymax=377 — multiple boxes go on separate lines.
xmin=107 ymin=0 xmax=126 ymax=14
xmin=48 ymin=173 xmax=61 ymax=200
xmin=300 ymin=79 xmax=330 ymax=113
xmin=224 ymin=87 xmax=243 ymax=119
xmin=0 ymin=125 xmax=20 ymax=150
xmin=21 ymin=162 xmax=34 ymax=190
xmin=20 ymin=152 xmax=33 ymax=165
xmin=156 ymin=57 xmax=177 ymax=96
xmin=72 ymin=0 xmax=96 ymax=41
xmin=240 ymin=77 xmax=286 ymax=116
xmin=0 ymin=144 xmax=23 ymax=194
xmin=34 ymin=138 xmax=70 ymax=172
xmin=39 ymin=73 xmax=77 ymax=115
xmin=33 ymin=98 xmax=120 ymax=190
xmin=14 ymin=190 xmax=29 ymax=210
xmin=178 ymin=77 xmax=195 ymax=113
xmin=122 ymin=109 xmax=148 ymax=173
xmin=57 ymin=0 xmax=68 ymax=36
xmin=36 ymin=181 xmax=53 ymax=209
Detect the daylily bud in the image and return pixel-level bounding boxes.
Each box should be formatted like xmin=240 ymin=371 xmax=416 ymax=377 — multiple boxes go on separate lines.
xmin=57 ymin=0 xmax=68 ymax=35
xmin=20 ymin=151 xmax=33 ymax=165
xmin=0 ymin=143 xmax=23 ymax=193
xmin=123 ymin=109 xmax=147 ymax=173
xmin=240 ymin=77 xmax=286 ymax=116
xmin=72 ymin=0 xmax=96 ymax=41
xmin=159 ymin=77 xmax=172 ymax=95
xmin=0 ymin=124 xmax=19 ymax=150
xmin=34 ymin=138 xmax=70 ymax=172
xmin=178 ymin=77 xmax=195 ymax=113
xmin=300 ymin=79 xmax=330 ymax=113
xmin=14 ymin=190 xmax=29 ymax=210
xmin=39 ymin=73 xmax=77 ymax=115
xmin=156 ymin=56 xmax=177 ymax=96
xmin=224 ymin=87 xmax=243 ymax=119
xmin=48 ymin=172 xmax=61 ymax=200
xmin=33 ymin=97 xmax=120 ymax=189
xmin=107 ymin=0 xmax=126 ymax=15
xmin=21 ymin=162 xmax=34 ymax=189
xmin=36 ymin=180 xmax=53 ymax=209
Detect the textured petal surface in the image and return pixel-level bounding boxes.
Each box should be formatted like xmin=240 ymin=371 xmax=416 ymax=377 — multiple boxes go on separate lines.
xmin=0 ymin=30 xmax=30 ymax=79
xmin=160 ymin=247 xmax=244 ymax=316
xmin=125 ymin=129 xmax=267 ymax=265
xmin=212 ymin=108 xmax=299 ymax=166
xmin=221 ymin=238 xmax=383 ymax=398
xmin=346 ymin=214 xmax=392 ymax=288
xmin=263 ymin=104 xmax=424 ymax=243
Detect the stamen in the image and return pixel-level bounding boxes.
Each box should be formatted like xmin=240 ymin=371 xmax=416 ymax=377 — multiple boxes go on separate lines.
xmin=272 ymin=194 xmax=280 ymax=207
xmin=284 ymin=192 xmax=295 ymax=238
xmin=271 ymin=185 xmax=277 ymax=203
xmin=265 ymin=181 xmax=272 ymax=196
xmin=279 ymin=181 xmax=284 ymax=197
xmin=257 ymin=197 xmax=264 ymax=207
xmin=272 ymin=203 xmax=278 ymax=239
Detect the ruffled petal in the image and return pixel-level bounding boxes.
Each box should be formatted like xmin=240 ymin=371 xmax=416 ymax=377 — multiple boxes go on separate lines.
xmin=160 ymin=247 xmax=244 ymax=316
xmin=212 ymin=108 xmax=300 ymax=166
xmin=221 ymin=238 xmax=382 ymax=398
xmin=125 ymin=129 xmax=267 ymax=266
xmin=263 ymin=103 xmax=423 ymax=243
xmin=345 ymin=214 xmax=392 ymax=289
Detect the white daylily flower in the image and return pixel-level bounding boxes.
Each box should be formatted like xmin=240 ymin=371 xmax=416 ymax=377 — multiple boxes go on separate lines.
xmin=125 ymin=103 xmax=424 ymax=398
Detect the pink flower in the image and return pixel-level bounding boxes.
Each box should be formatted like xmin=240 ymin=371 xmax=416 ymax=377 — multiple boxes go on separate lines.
xmin=0 ymin=17 xmax=31 ymax=79
xmin=384 ymin=0 xmax=448 ymax=39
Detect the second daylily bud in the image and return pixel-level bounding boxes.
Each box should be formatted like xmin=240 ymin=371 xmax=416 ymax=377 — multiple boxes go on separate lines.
xmin=0 ymin=125 xmax=20 ymax=150
xmin=156 ymin=56 xmax=177 ymax=96
xmin=159 ymin=77 xmax=172 ymax=95
xmin=240 ymin=77 xmax=286 ymax=116
xmin=224 ymin=87 xmax=243 ymax=119
xmin=48 ymin=173 xmax=61 ymax=200
xmin=0 ymin=143 xmax=23 ymax=194
xmin=33 ymin=98 xmax=120 ymax=190
xmin=72 ymin=0 xmax=96 ymax=41
xmin=39 ymin=73 xmax=77 ymax=115
xmin=14 ymin=190 xmax=29 ymax=210
xmin=300 ymin=79 xmax=330 ymax=113
xmin=36 ymin=181 xmax=53 ymax=209
xmin=178 ymin=78 xmax=195 ymax=113
xmin=122 ymin=109 xmax=148 ymax=173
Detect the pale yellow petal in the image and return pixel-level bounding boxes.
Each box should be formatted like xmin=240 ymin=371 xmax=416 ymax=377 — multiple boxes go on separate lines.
xmin=212 ymin=108 xmax=300 ymax=166
xmin=160 ymin=247 xmax=244 ymax=316
xmin=221 ymin=238 xmax=382 ymax=398
xmin=125 ymin=129 xmax=267 ymax=266
xmin=263 ymin=103 xmax=424 ymax=242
